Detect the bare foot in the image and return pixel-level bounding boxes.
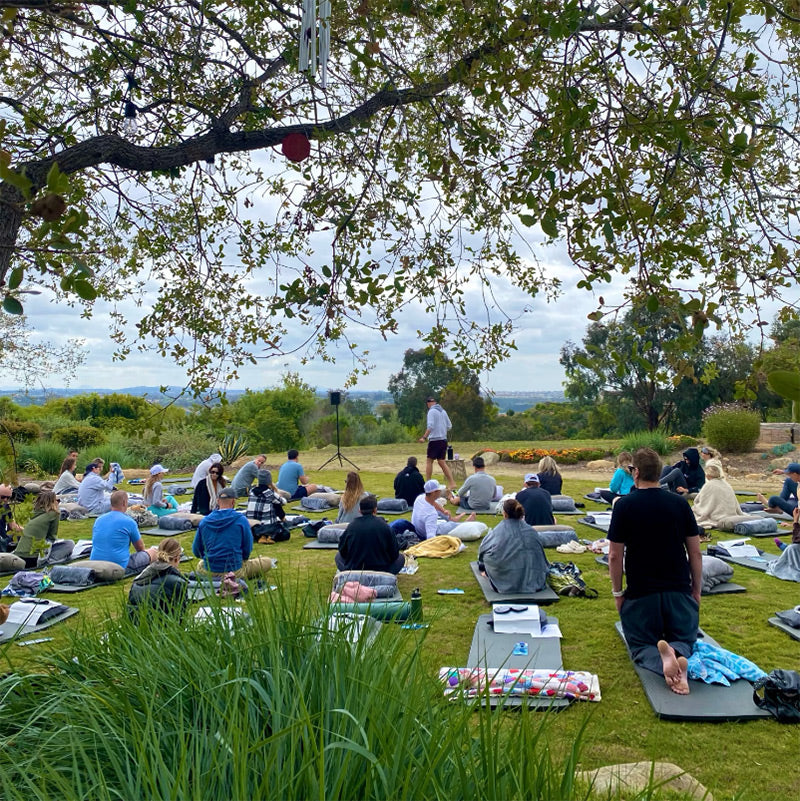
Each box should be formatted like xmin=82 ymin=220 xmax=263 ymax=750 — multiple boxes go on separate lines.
xmin=756 ymin=493 xmax=768 ymax=506
xmin=658 ymin=640 xmax=690 ymax=695
xmin=467 ymin=512 xmax=477 ymax=522
xmin=452 ymin=513 xmax=465 ymax=522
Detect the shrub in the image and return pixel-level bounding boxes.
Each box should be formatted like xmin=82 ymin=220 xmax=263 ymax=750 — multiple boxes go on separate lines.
xmin=702 ymin=404 xmax=761 ymax=453
xmin=619 ymin=430 xmax=671 ymax=456
xmin=0 ymin=594 xmax=587 ymax=800
xmin=123 ymin=427 xmax=219 ymax=471
xmin=17 ymin=440 xmax=69 ymax=475
xmin=0 ymin=419 xmax=42 ymax=443
xmin=667 ymin=434 xmax=699 ymax=450
xmin=51 ymin=424 xmax=105 ymax=450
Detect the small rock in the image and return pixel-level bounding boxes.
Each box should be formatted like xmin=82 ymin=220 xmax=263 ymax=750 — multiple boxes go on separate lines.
xmin=480 ymin=451 xmax=500 ymax=466
xmin=586 ymin=459 xmax=615 ymax=471
xmin=577 ymin=761 xmax=712 ymax=801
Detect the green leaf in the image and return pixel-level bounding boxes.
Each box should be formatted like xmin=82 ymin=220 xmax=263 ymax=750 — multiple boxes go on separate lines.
xmin=7 ymin=268 xmax=23 ymax=290
xmin=519 ymin=214 xmax=537 ymax=226
xmin=541 ymin=214 xmax=558 ymax=238
xmin=73 ymin=279 xmax=97 ymax=301
xmin=646 ymin=294 xmax=659 ymax=313
xmin=2 ymin=296 xmax=23 ymax=315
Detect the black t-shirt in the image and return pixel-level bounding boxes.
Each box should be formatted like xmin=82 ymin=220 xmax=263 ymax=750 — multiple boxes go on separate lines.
xmin=608 ymin=487 xmax=697 ymax=599
xmin=394 ymin=467 xmax=425 ymax=506
xmin=516 ymin=487 xmax=555 ymax=526
xmin=337 ymin=514 xmax=400 ymax=572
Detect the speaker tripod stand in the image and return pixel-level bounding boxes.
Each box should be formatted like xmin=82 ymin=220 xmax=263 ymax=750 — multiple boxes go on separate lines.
xmin=318 ymin=402 xmax=360 ymax=470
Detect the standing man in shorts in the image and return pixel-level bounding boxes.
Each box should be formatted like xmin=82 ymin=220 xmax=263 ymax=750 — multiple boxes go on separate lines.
xmin=418 ymin=395 xmax=456 ymax=490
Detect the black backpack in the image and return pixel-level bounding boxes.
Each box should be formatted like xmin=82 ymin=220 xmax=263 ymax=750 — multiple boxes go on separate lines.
xmin=753 ymin=669 xmax=800 ymax=723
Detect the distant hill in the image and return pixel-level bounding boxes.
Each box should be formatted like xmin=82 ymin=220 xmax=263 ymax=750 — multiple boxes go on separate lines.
xmin=0 ymin=386 xmax=564 ymax=413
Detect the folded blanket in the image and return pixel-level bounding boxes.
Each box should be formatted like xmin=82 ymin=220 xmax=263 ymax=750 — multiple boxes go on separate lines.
xmin=376 ymin=498 xmax=409 ymax=512
xmin=740 ymin=501 xmax=766 ymax=513
xmin=318 ymin=524 xmax=348 ymax=544
xmin=533 ymin=527 xmax=577 ymax=548
xmin=301 ymin=496 xmax=336 ymax=511
xmin=701 ymin=555 xmax=734 ymax=593
xmin=329 ymin=581 xmax=378 ymax=603
xmin=156 ymin=516 xmax=194 ymax=531
xmin=440 ymin=667 xmax=601 ymax=701
xmin=733 ymin=517 xmax=778 ymax=535
xmin=48 ymin=565 xmax=95 ymax=586
xmin=715 ymin=514 xmax=760 ymax=532
xmin=403 ymin=536 xmax=464 ymax=559
xmin=332 ymin=570 xmax=398 ymax=594
xmin=775 ymin=609 xmax=800 ymax=628
xmin=550 ymin=495 xmax=577 ymax=512
xmin=687 ymin=640 xmax=766 ymax=686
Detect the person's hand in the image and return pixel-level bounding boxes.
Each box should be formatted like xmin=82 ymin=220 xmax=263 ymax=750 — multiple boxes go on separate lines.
xmin=418 ymin=437 xmax=425 ymax=443
xmin=10 ymin=521 xmax=21 ymax=531
xmin=692 ymin=588 xmax=702 ymax=606
xmin=676 ymin=486 xmax=688 ymax=494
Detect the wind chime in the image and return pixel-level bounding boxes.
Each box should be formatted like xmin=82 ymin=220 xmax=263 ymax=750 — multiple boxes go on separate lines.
xmin=284 ymin=0 xmax=330 ymax=162
xmin=299 ymin=0 xmax=331 ymax=88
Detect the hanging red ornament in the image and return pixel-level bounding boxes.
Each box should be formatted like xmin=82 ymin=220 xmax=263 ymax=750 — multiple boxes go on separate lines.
xmin=282 ymin=132 xmax=311 ymax=162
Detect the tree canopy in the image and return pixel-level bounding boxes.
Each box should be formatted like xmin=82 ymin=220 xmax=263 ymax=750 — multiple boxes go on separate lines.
xmin=2 ymin=0 xmax=800 ymax=390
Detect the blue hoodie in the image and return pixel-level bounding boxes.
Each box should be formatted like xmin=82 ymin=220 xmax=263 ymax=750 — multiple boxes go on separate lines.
xmin=192 ymin=508 xmax=252 ymax=572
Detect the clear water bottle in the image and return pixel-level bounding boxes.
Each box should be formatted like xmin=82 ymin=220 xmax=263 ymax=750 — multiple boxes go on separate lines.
xmin=410 ymin=587 xmax=422 ymax=621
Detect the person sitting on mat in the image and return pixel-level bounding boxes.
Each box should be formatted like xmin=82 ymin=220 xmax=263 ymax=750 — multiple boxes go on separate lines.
xmin=659 ymin=447 xmax=705 ymax=495
xmin=127 ymin=537 xmax=189 ymax=622
xmin=598 ymin=452 xmax=635 ymax=504
xmin=609 ymin=448 xmax=702 ymax=696
xmin=411 ymin=480 xmax=474 ymax=540
xmin=335 ymin=495 xmax=405 ymax=574
xmin=191 ymin=452 xmax=223 ymax=489
xmin=451 ymin=456 xmax=497 ymax=512
xmin=143 ymin=464 xmax=179 ymax=517
xmin=766 ymin=507 xmax=800 ymax=581
xmin=477 ymin=498 xmax=549 ymax=593
xmin=757 ymin=462 xmax=800 ymax=516
xmin=91 ymin=490 xmax=158 ymax=574
xmin=0 ymin=484 xmax=21 ymax=552
xmin=53 ymin=455 xmax=80 ymax=495
xmin=536 ymin=455 xmax=563 ymax=496
xmin=276 ymin=449 xmax=318 ymax=500
xmin=515 ymin=473 xmax=555 ymax=526
xmin=191 ymin=462 xmax=226 ymax=516
xmin=14 ymin=490 xmax=61 ymax=568
xmin=193 ymin=487 xmax=271 ymax=576
xmin=76 ymin=461 xmax=116 ymax=515
xmin=245 ymin=469 xmax=288 ymax=543
xmin=775 ymin=506 xmax=800 ymax=551
xmin=699 ymin=445 xmax=724 ymax=477
xmin=691 ymin=462 xmax=741 ymax=530
xmin=336 ymin=471 xmax=369 ymax=524
xmin=231 ymin=454 xmax=267 ymax=497
xmin=393 ymin=456 xmax=425 ymax=507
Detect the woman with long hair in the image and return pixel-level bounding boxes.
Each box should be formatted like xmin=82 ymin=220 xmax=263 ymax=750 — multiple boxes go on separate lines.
xmin=144 ymin=464 xmax=179 ymax=517
xmin=477 ymin=498 xmax=550 ymax=593
xmin=127 ymin=537 xmax=189 ymax=621
xmin=191 ymin=462 xmax=226 ymax=515
xmin=599 ymin=451 xmax=635 ymax=504
xmin=53 ymin=456 xmax=80 ymax=494
xmin=14 ymin=490 xmax=61 ymax=567
xmin=336 ymin=471 xmax=368 ymax=524
xmin=536 ymin=455 xmax=563 ymax=496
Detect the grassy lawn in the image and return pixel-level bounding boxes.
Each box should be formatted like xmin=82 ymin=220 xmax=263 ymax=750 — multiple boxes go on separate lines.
xmin=1 ymin=443 xmax=797 ymax=799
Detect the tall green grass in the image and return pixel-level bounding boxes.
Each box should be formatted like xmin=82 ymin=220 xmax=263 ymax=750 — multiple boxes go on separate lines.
xmin=0 ymin=593 xmax=591 ymax=801
xmin=16 ymin=439 xmax=67 ymax=474
xmin=618 ymin=430 xmax=671 ymax=456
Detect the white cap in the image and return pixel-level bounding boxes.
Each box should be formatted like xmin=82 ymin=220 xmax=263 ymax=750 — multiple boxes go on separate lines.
xmin=524 ymin=473 xmax=540 ymax=484
xmin=150 ymin=464 xmax=169 ymax=476
xmin=424 ymin=479 xmax=446 ymax=493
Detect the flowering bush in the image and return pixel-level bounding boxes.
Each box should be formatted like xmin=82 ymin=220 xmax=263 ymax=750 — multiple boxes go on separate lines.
xmin=497 ymin=447 xmax=608 ymax=465
xmin=667 ymin=434 xmax=699 ymax=450
xmin=702 ymin=403 xmax=760 ymax=453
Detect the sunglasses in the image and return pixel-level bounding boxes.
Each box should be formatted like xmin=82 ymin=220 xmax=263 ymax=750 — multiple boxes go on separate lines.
xmin=494 ymin=605 xmax=529 ymax=614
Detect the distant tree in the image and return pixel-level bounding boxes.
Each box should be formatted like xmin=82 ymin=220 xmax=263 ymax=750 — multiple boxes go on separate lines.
xmin=440 ymin=380 xmax=492 ymax=441
xmin=388 ymin=349 xmax=482 ymax=429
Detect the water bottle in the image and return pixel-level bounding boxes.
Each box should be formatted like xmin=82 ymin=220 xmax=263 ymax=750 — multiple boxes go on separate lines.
xmin=447 ymin=445 xmax=454 ymax=460
xmin=410 ymin=587 xmax=423 ymax=621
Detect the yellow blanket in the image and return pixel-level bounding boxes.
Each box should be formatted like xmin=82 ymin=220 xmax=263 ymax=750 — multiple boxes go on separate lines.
xmin=403 ymin=535 xmax=463 ymax=559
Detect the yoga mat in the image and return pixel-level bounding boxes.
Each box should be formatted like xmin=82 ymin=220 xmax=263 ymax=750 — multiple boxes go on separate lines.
xmin=0 ymin=600 xmax=79 ymax=644
xmin=707 ymin=550 xmax=779 ymax=573
xmin=44 ymin=579 xmax=121 ymax=593
xmin=328 ymin=597 xmax=409 ymax=621
xmin=457 ymin=501 xmax=501 ymax=515
xmin=577 ymin=515 xmax=612 ymax=533
xmin=733 ymin=491 xmax=757 ymax=497
xmin=768 ymin=616 xmax=800 ymax=642
xmin=615 ymin=622 xmax=771 ymax=721
xmin=302 ymin=540 xmax=339 ymax=550
xmin=594 ymin=555 xmax=744 ymax=595
xmin=141 ymin=525 xmax=196 ymax=537
xmin=465 ymin=613 xmax=569 ymax=710
xmin=470 ymin=561 xmax=559 ymax=606
xmin=748 ymin=510 xmax=793 ymax=521
xmin=290 ymin=505 xmax=336 ymax=514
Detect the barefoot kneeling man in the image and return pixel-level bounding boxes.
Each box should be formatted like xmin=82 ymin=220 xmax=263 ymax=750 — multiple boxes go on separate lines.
xmin=608 ymin=447 xmax=702 ymax=696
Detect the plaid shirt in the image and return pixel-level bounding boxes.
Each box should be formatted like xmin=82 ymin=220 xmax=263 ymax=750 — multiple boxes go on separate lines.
xmin=246 ymin=487 xmax=282 ymax=525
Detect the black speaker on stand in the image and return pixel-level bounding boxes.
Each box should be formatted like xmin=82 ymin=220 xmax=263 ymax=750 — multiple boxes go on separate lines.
xmin=318 ymin=390 xmax=360 ymax=470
